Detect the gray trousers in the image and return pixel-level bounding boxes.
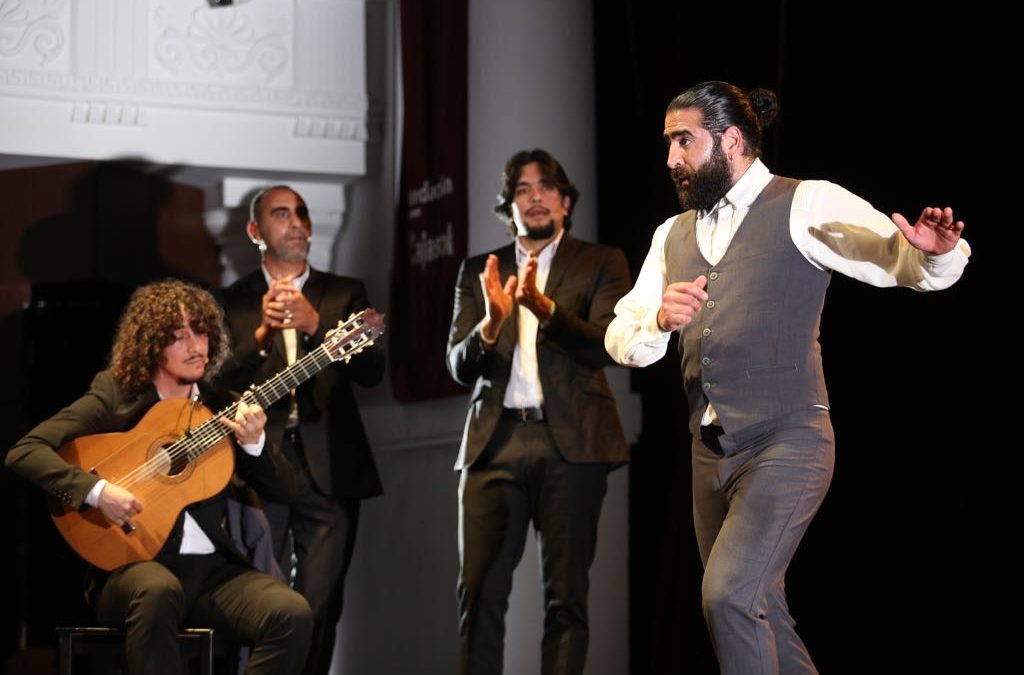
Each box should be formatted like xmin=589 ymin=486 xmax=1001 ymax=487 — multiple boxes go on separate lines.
xmin=692 ymin=408 xmax=834 ymax=675
xmin=458 ymin=417 xmax=609 ymax=675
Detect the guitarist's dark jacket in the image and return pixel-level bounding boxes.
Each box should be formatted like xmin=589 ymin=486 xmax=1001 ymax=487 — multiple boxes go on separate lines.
xmin=4 ymin=370 xmax=297 ymax=567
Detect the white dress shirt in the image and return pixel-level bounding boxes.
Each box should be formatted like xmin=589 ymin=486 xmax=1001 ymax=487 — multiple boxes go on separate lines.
xmin=260 ymin=262 xmax=311 ymax=365
xmin=605 ymin=159 xmax=972 ymax=374
xmin=261 ymin=262 xmax=310 ymax=426
xmin=499 ymin=230 xmax=564 ymax=409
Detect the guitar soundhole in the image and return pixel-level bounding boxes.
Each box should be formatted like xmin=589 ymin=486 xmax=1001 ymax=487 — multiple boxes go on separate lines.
xmin=152 ymin=444 xmax=193 ymax=480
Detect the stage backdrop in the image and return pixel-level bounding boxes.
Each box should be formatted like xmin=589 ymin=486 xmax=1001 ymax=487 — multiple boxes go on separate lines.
xmin=390 ymin=0 xmax=469 ymax=401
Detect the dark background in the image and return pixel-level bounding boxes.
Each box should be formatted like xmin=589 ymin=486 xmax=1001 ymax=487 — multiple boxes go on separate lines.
xmin=0 ymin=162 xmax=216 ymax=674
xmin=594 ymin=2 xmax=1017 ymax=673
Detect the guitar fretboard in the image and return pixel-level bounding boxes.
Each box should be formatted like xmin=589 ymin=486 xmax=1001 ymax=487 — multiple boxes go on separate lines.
xmin=167 ymin=316 xmax=375 ymax=462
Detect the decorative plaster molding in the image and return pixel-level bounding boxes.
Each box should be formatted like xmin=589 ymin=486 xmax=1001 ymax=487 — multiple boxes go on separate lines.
xmin=0 ymin=67 xmax=366 ymax=112
xmin=0 ymin=0 xmax=68 ymax=68
xmin=294 ymin=116 xmax=367 ymax=142
xmin=152 ymin=3 xmax=289 ymax=86
xmin=70 ymin=101 xmax=145 ymax=126
xmin=0 ymin=0 xmax=369 ymax=179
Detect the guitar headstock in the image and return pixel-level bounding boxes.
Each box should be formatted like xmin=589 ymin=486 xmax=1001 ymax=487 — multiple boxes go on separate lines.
xmin=323 ymin=308 xmax=386 ymax=363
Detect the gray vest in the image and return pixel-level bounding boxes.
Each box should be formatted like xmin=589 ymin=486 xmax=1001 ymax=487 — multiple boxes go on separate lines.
xmin=664 ymin=176 xmax=831 ymax=436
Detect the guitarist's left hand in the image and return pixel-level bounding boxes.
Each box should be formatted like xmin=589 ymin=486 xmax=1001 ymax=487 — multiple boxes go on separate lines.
xmin=218 ymin=399 xmax=267 ymax=447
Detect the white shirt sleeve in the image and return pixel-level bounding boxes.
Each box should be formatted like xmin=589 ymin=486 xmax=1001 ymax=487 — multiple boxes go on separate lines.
xmin=84 ymin=479 xmax=107 ymax=507
xmin=239 ymin=431 xmax=265 ymax=457
xmin=790 ymin=180 xmax=971 ymax=290
xmin=605 ymin=217 xmax=675 ymax=367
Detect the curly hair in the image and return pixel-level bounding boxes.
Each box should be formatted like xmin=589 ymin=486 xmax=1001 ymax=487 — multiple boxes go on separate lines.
xmin=109 ymin=279 xmax=229 ymax=395
xmin=493 ymin=149 xmax=580 ymax=237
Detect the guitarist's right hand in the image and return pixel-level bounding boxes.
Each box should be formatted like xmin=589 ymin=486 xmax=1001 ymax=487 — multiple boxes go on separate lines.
xmin=96 ymin=483 xmax=143 ymax=527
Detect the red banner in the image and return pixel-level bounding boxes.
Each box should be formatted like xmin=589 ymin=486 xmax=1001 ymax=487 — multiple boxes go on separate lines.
xmin=390 ymin=0 xmax=469 ymax=401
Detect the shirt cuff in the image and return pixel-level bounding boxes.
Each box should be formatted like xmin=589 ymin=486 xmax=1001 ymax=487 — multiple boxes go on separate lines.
xmin=240 ymin=431 xmax=265 ymax=456
xmin=642 ymin=306 xmax=671 ymax=338
xmin=924 ymin=240 xmax=970 ymax=274
xmin=85 ymin=479 xmax=107 ymax=507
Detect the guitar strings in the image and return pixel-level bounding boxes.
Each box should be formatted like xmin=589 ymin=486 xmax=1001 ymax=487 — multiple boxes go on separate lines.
xmin=108 ymin=320 xmax=375 ymax=493
xmin=112 ymin=345 xmax=330 ymax=490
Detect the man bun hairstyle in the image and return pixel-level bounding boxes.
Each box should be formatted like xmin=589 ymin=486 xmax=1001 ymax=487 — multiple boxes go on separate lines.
xmin=667 ymin=81 xmax=779 ymax=157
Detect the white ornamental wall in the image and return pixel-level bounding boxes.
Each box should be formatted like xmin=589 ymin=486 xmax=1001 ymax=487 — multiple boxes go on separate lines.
xmin=0 ymin=0 xmax=367 ymax=174
xmin=0 ymin=0 xmax=370 ymax=279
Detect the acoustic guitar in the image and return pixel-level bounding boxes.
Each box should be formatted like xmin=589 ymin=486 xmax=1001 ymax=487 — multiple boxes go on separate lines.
xmin=50 ymin=308 xmax=385 ymax=571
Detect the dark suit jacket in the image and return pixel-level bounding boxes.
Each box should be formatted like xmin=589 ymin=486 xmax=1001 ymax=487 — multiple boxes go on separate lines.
xmin=4 ymin=370 xmax=295 ymax=564
xmin=216 ymin=268 xmax=384 ymax=500
xmin=446 ymin=234 xmax=631 ymax=470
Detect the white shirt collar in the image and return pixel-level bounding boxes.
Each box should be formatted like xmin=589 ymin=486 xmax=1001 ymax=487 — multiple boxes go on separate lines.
xmin=515 ymin=228 xmax=566 ymax=266
xmin=260 ymin=262 xmax=311 ymax=290
xmin=156 ymin=382 xmax=200 ymax=401
xmin=702 ymin=157 xmax=774 ymax=218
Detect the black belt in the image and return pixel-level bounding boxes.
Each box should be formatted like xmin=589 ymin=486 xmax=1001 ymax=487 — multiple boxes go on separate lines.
xmin=502 ymin=407 xmax=546 ymax=423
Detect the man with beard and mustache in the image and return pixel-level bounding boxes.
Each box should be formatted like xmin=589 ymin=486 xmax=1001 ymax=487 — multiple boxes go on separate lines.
xmin=446 ymin=149 xmax=631 ymax=675
xmin=605 ymin=81 xmax=971 ymax=674
xmin=215 ymin=185 xmax=385 ymax=675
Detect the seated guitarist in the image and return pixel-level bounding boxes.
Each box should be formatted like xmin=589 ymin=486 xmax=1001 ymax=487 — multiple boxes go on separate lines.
xmin=5 ymin=279 xmax=313 ymax=675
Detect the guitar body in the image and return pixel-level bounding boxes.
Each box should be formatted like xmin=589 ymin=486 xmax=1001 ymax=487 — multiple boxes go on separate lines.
xmin=50 ymin=399 xmax=234 ymax=571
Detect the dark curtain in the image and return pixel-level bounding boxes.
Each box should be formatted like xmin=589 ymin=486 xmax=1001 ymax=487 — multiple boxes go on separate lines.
xmin=594 ymin=3 xmax=1015 ymax=673
xmin=390 ymin=0 xmax=470 ymax=402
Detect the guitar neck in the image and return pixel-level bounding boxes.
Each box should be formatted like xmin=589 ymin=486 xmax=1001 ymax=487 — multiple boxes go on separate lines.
xmin=175 ymin=309 xmax=381 ymax=460
xmin=174 ymin=343 xmax=337 ymax=460
xmin=248 ymin=343 xmax=336 ymax=410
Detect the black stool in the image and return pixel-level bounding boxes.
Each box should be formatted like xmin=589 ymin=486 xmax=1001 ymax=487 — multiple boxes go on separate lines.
xmin=56 ymin=626 xmax=215 ymax=675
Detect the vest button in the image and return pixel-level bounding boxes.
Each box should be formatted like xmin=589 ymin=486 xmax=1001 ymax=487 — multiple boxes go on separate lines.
xmin=701 ymin=357 xmax=711 ymax=366
xmin=708 ymin=271 xmax=719 ymax=281
xmin=702 ymin=328 xmax=711 ymax=337
xmin=702 ymin=382 xmax=712 ymax=391
xmin=706 ymin=300 xmax=715 ymax=309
